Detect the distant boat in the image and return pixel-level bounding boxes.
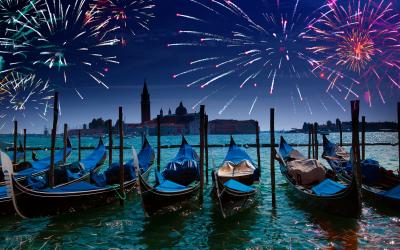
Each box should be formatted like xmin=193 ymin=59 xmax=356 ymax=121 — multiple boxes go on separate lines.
xmin=322 ymin=135 xmax=400 ymax=211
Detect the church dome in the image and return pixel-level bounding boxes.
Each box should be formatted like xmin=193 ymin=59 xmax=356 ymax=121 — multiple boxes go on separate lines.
xmin=175 ymin=101 xmax=187 ymax=116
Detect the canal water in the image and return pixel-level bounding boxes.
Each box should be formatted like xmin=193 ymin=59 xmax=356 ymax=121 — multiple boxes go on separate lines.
xmin=0 ymin=132 xmax=398 ymax=249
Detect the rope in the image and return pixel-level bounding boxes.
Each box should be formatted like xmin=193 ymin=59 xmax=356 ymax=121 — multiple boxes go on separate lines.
xmin=111 ymin=184 xmax=127 ymax=200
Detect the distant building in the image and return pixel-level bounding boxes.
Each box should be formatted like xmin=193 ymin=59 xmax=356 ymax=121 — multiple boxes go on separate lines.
xmin=141 ymin=80 xmax=151 ymax=123
xmin=209 ymin=119 xmax=257 ymax=134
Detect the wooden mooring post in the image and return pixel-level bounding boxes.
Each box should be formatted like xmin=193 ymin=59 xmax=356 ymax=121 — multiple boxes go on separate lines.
xmin=361 ymin=116 xmax=366 ymax=161
xmin=338 ymin=119 xmax=343 ymax=147
xmin=351 ymin=100 xmax=362 ymax=213
xmin=314 ymin=122 xmax=319 ymax=160
xmin=199 ymin=105 xmax=205 ymax=202
xmin=108 ymin=120 xmax=113 ymax=167
xmin=63 ymin=123 xmax=68 ymax=163
xmin=13 ymin=121 xmax=17 ymax=164
xmin=157 ymin=115 xmax=161 ymax=172
xmin=119 ymin=107 xmax=125 ymax=206
xmin=308 ymin=125 xmax=311 ymax=159
xmin=311 ymin=123 xmax=315 ymax=159
xmin=23 ymin=128 xmax=26 ymax=162
xmin=256 ymin=121 xmax=261 ymax=177
xmin=78 ymin=130 xmax=81 ymax=161
xmin=270 ymin=108 xmax=276 ymax=208
xmin=397 ymin=102 xmax=399 ymax=174
xmin=49 ymin=92 xmax=59 ymax=188
xmin=205 ymin=114 xmax=209 ymax=184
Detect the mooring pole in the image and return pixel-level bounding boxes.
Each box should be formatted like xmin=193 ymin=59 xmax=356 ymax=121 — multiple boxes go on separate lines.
xmin=23 ymin=128 xmax=26 ymax=162
xmin=63 ymin=123 xmax=68 ymax=163
xmin=49 ymin=92 xmax=59 ymax=188
xmin=397 ymin=102 xmax=399 ymax=174
xmin=314 ymin=122 xmax=319 ymax=160
xmin=361 ymin=116 xmax=366 ymax=161
xmin=338 ymin=119 xmax=343 ymax=147
xmin=13 ymin=121 xmax=17 ymax=164
xmin=78 ymin=130 xmax=81 ymax=161
xmin=205 ymin=114 xmax=209 ymax=184
xmin=157 ymin=115 xmax=161 ymax=172
xmin=119 ymin=107 xmax=125 ymax=206
xmin=308 ymin=124 xmax=311 ymax=159
xmin=199 ymin=105 xmax=205 ymax=203
xmin=108 ymin=120 xmax=113 ymax=167
xmin=351 ymin=100 xmax=362 ymax=214
xmin=311 ymin=123 xmax=315 ymax=159
xmin=270 ymin=108 xmax=276 ymax=208
xmin=255 ymin=121 xmax=261 ymax=177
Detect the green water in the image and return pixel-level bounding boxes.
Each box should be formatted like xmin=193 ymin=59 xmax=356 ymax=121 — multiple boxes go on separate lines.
xmin=0 ymin=132 xmax=399 ymax=249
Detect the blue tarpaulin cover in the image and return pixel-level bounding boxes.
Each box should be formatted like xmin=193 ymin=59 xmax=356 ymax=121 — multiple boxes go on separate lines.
xmin=0 ymin=186 xmax=7 ymax=198
xmin=16 ymin=141 xmax=72 ymax=177
xmin=224 ymin=137 xmax=254 ymax=165
xmin=91 ymin=138 xmax=154 ymax=187
xmin=28 ymin=139 xmax=104 ymax=189
xmin=42 ymin=181 xmax=103 ymax=192
xmin=224 ymin=179 xmax=254 ymax=193
xmin=162 ymin=136 xmax=200 ymax=186
xmin=279 ymin=137 xmax=305 ymax=161
xmin=155 ymin=179 xmax=187 ymax=192
xmin=344 ymin=159 xmax=381 ymax=185
xmin=380 ymin=185 xmax=400 ymax=200
xmin=312 ymin=179 xmax=346 ymax=196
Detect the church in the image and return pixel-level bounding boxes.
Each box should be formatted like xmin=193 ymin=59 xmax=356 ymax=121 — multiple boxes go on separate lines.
xmin=126 ymin=80 xmax=201 ymax=135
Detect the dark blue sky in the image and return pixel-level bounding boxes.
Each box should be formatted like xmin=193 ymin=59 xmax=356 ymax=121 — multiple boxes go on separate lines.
xmin=1 ymin=0 xmax=399 ymax=133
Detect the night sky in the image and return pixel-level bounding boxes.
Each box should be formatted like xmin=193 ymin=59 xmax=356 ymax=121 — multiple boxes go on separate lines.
xmin=1 ymin=0 xmax=399 ymax=133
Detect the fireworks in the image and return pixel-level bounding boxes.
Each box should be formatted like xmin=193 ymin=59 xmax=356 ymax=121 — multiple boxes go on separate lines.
xmin=87 ymin=0 xmax=155 ymax=45
xmin=305 ymin=0 xmax=400 ymax=103
xmin=0 ymin=72 xmax=54 ymax=129
xmin=170 ymin=0 xmax=321 ymax=114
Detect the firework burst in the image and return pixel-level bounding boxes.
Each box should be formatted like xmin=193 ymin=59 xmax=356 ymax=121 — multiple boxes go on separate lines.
xmin=305 ymin=0 xmax=400 ymax=103
xmin=0 ymin=72 xmax=54 ymax=129
xmin=169 ymin=0 xmax=322 ymax=114
xmin=6 ymin=0 xmax=120 ymax=95
xmin=87 ymin=0 xmax=155 ymax=45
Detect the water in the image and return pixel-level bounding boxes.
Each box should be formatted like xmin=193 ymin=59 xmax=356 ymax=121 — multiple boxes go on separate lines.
xmin=0 ymin=132 xmax=399 ymax=249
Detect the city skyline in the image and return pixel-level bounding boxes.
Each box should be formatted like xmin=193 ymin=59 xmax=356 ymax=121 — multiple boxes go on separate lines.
xmin=0 ymin=0 xmax=399 ymax=133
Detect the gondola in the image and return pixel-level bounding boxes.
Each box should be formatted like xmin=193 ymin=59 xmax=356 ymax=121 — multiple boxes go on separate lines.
xmin=135 ymin=136 xmax=200 ymax=216
xmin=322 ymin=135 xmax=400 ymax=210
xmin=276 ymin=136 xmax=361 ymax=218
xmin=212 ymin=136 xmax=260 ymax=218
xmin=1 ymin=138 xmax=154 ymax=218
xmin=0 ymin=138 xmax=105 ymax=215
xmin=0 ymin=138 xmax=72 ymax=185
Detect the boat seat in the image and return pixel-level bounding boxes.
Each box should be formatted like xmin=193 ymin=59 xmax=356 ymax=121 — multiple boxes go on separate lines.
xmin=155 ymin=180 xmax=187 ymax=192
xmin=380 ymin=185 xmax=400 ymax=200
xmin=42 ymin=181 xmax=103 ymax=192
xmin=223 ymin=179 xmax=254 ymax=193
xmin=311 ymin=178 xmax=346 ymax=196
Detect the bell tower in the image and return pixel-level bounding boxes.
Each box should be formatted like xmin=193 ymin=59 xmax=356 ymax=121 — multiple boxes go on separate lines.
xmin=141 ymin=80 xmax=151 ymax=123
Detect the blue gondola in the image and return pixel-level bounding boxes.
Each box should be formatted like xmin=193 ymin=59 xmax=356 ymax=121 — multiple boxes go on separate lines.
xmin=212 ymin=136 xmax=260 ymax=218
xmin=135 ymin=136 xmax=200 ymax=216
xmin=1 ymin=137 xmax=154 ymax=218
xmin=0 ymin=138 xmax=104 ymax=215
xmin=322 ymin=135 xmax=400 ymax=211
xmin=277 ymin=136 xmax=361 ymax=217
